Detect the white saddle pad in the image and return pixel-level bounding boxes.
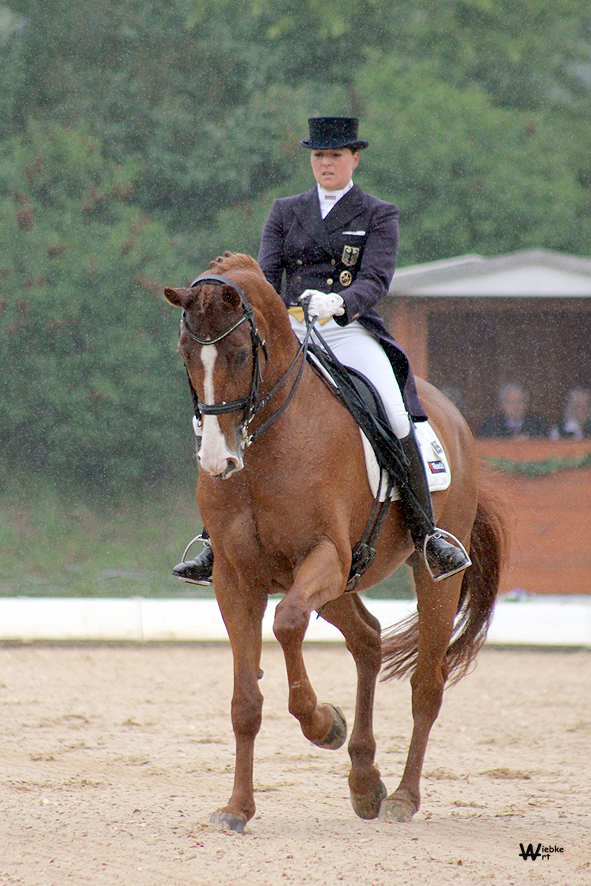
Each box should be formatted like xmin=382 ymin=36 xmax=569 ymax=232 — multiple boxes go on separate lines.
xmin=361 ymin=422 xmax=451 ymax=502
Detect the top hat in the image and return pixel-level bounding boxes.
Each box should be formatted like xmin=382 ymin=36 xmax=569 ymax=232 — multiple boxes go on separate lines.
xmin=300 ymin=117 xmax=369 ymax=150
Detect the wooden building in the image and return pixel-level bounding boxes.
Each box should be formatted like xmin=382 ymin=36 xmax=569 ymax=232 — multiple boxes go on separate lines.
xmin=385 ymin=248 xmax=591 ymax=433
xmin=383 ymin=249 xmax=591 ymax=596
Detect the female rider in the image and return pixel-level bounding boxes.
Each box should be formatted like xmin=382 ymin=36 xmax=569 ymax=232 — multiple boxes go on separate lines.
xmin=173 ymin=117 xmax=470 ymax=584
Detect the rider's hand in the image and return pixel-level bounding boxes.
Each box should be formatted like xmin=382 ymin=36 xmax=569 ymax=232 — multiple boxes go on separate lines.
xmin=299 ymin=289 xmax=345 ymax=320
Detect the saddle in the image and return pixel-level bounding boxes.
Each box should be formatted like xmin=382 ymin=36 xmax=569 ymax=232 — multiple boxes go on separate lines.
xmin=307 ymin=344 xmax=409 ymax=489
xmin=307 ymin=343 xmax=411 ymax=591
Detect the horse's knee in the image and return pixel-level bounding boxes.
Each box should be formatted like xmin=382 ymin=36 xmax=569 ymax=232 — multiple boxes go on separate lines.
xmin=231 ymin=688 xmax=263 ymax=737
xmin=273 ymin=600 xmax=309 ymax=648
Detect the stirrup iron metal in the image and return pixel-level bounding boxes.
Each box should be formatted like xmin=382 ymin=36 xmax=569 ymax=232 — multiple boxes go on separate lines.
xmin=181 ymin=533 xmax=210 ymax=564
xmin=422 ymin=529 xmax=471 ymax=583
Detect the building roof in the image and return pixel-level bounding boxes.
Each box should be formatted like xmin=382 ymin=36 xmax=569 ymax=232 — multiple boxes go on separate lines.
xmin=389 ymin=249 xmax=591 ymax=298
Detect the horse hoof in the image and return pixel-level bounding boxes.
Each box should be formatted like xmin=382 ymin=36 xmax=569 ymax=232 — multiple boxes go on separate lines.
xmin=314 ymin=704 xmax=347 ymax=750
xmin=351 ymin=779 xmax=388 ymax=820
xmin=209 ymin=811 xmax=246 ymax=834
xmin=378 ymin=796 xmax=415 ymax=823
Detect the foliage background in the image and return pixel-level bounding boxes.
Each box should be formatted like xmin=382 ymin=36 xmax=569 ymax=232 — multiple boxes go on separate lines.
xmin=0 ymin=0 xmax=590 ymax=594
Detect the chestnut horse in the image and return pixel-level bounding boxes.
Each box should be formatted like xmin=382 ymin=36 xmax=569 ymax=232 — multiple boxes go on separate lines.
xmin=164 ymin=252 xmax=506 ymax=833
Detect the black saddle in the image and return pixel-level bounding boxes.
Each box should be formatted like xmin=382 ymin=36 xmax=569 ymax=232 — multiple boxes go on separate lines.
xmin=306 ymin=343 xmax=408 ymax=488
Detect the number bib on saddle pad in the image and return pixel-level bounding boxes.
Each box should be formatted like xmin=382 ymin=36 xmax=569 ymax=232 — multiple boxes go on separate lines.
xmin=360 ymin=422 xmax=451 ymax=502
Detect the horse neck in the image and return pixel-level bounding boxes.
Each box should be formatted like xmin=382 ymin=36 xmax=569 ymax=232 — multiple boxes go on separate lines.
xmin=247 ymin=308 xmax=316 ymax=438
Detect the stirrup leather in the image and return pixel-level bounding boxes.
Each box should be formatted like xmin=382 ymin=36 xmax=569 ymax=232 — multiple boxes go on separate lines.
xmin=422 ymin=529 xmax=471 ymax=583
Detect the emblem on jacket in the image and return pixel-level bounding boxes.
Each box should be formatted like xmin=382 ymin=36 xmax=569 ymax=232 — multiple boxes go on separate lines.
xmin=339 ymin=270 xmax=353 ymax=287
xmin=341 ymin=245 xmax=361 ymax=267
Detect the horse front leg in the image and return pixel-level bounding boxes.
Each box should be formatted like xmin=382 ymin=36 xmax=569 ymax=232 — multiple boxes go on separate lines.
xmin=210 ymin=577 xmax=267 ymax=834
xmin=273 ymin=539 xmax=349 ymax=750
xmin=321 ymin=594 xmax=387 ymax=819
xmin=379 ymin=568 xmax=463 ymax=823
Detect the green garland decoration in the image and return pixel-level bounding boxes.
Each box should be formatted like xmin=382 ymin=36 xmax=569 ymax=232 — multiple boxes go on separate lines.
xmin=482 ymin=452 xmax=591 ymax=477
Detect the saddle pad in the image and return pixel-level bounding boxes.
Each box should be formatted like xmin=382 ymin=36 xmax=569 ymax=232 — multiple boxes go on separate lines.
xmin=361 ymin=422 xmax=451 ymax=502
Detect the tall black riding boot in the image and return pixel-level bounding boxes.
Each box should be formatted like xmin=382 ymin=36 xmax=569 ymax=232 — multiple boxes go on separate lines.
xmin=172 ymin=530 xmax=214 ymax=586
xmin=398 ymin=427 xmax=471 ymax=581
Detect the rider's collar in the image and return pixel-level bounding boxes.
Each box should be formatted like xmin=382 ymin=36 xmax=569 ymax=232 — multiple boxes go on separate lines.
xmin=317 ymin=180 xmax=353 ymax=218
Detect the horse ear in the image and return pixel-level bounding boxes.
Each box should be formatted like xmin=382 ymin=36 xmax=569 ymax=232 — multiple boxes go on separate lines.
xmin=164 ymin=287 xmax=191 ymax=308
xmin=221 ymin=284 xmax=242 ymax=311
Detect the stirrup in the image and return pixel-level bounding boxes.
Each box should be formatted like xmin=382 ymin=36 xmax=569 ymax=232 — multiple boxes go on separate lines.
xmin=422 ymin=529 xmax=471 ymax=583
xmin=173 ymin=533 xmax=213 ymax=586
xmin=181 ymin=533 xmax=210 ymax=563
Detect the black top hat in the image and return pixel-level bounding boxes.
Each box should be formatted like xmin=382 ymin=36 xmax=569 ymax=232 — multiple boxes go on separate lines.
xmin=300 ymin=117 xmax=369 ymax=150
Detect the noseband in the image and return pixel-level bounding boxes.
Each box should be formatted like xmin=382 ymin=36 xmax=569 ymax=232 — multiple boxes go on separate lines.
xmin=183 ymin=274 xmax=311 ymax=445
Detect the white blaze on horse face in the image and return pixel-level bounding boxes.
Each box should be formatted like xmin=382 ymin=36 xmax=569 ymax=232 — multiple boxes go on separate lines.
xmin=198 ymin=345 xmax=244 ymax=477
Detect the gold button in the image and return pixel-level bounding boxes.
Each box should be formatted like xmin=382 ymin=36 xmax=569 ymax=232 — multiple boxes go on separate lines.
xmin=326 ymin=278 xmax=333 ymax=285
xmin=331 ymin=259 xmax=336 ymax=265
xmin=296 ymin=259 xmax=303 ymax=265
xmin=296 ymin=276 xmax=301 ymax=282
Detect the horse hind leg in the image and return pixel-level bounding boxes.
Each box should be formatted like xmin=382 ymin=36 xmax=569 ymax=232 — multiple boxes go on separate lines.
xmin=321 ymin=594 xmax=387 ymax=820
xmin=379 ymin=488 xmax=503 ymax=823
xmin=379 ymin=567 xmax=463 ymax=823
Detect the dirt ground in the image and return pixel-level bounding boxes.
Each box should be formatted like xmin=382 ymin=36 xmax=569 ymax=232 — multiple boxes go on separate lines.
xmin=0 ymin=642 xmax=590 ymax=886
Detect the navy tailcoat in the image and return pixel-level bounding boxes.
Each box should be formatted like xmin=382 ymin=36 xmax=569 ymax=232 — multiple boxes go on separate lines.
xmin=258 ymin=183 xmax=427 ymax=422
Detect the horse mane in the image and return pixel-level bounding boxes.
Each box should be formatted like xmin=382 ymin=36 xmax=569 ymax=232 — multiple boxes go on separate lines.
xmin=205 ymin=252 xmax=287 ymax=333
xmin=208 ymin=251 xmax=263 ymax=278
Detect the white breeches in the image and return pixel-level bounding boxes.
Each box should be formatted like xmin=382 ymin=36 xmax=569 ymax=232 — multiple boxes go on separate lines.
xmin=290 ymin=315 xmax=411 ymax=438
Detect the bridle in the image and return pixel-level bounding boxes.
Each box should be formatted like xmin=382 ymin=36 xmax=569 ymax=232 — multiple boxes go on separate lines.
xmin=183 ymin=274 xmax=312 ymax=445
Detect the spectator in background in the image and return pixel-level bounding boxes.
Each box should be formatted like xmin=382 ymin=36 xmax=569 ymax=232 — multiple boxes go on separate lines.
xmin=550 ymin=387 xmax=591 ymax=439
xmin=480 ymin=383 xmax=549 ymax=439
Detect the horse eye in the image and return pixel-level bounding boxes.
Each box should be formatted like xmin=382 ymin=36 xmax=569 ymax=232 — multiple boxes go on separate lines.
xmin=230 ymin=349 xmax=249 ymax=370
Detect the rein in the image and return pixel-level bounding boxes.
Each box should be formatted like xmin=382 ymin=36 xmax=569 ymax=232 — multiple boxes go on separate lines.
xmin=184 ymin=274 xmax=312 ymax=445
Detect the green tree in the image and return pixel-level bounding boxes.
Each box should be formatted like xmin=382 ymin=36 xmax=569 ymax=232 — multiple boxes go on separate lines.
xmin=356 ymin=59 xmax=591 ymax=262
xmin=0 ymin=121 xmax=196 ymax=489
xmin=3 ymin=0 xmax=589 ymax=240
xmin=1 ymin=0 xmax=590 ymax=494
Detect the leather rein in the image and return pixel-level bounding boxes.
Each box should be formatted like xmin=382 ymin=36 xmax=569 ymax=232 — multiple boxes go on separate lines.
xmin=183 ymin=274 xmax=312 ymax=445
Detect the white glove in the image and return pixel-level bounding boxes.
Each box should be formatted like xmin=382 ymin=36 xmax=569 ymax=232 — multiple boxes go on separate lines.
xmin=299 ymin=289 xmax=345 ymax=320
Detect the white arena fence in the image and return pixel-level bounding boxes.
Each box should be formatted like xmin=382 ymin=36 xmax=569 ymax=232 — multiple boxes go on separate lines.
xmin=0 ymin=596 xmax=590 ymax=647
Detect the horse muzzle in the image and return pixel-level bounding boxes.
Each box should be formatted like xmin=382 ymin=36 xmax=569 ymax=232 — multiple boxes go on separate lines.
xmin=197 ymin=422 xmax=245 ymax=478
xmin=212 ymin=455 xmax=243 ymax=479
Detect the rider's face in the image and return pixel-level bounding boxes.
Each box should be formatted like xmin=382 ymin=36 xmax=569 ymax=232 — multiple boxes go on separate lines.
xmin=310 ymin=149 xmax=359 ymax=191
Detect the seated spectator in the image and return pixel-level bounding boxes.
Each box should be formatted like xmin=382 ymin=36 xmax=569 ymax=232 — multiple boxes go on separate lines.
xmin=550 ymin=387 xmax=591 ymax=440
xmin=441 ymin=385 xmax=466 ymax=416
xmin=480 ymin=383 xmax=549 ymax=439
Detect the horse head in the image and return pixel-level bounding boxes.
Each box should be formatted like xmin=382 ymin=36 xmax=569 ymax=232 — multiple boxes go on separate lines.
xmin=164 ymin=253 xmax=285 ymax=479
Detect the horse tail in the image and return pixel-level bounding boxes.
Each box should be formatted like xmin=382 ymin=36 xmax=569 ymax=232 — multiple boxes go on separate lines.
xmin=381 ymin=471 xmax=509 ymax=686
